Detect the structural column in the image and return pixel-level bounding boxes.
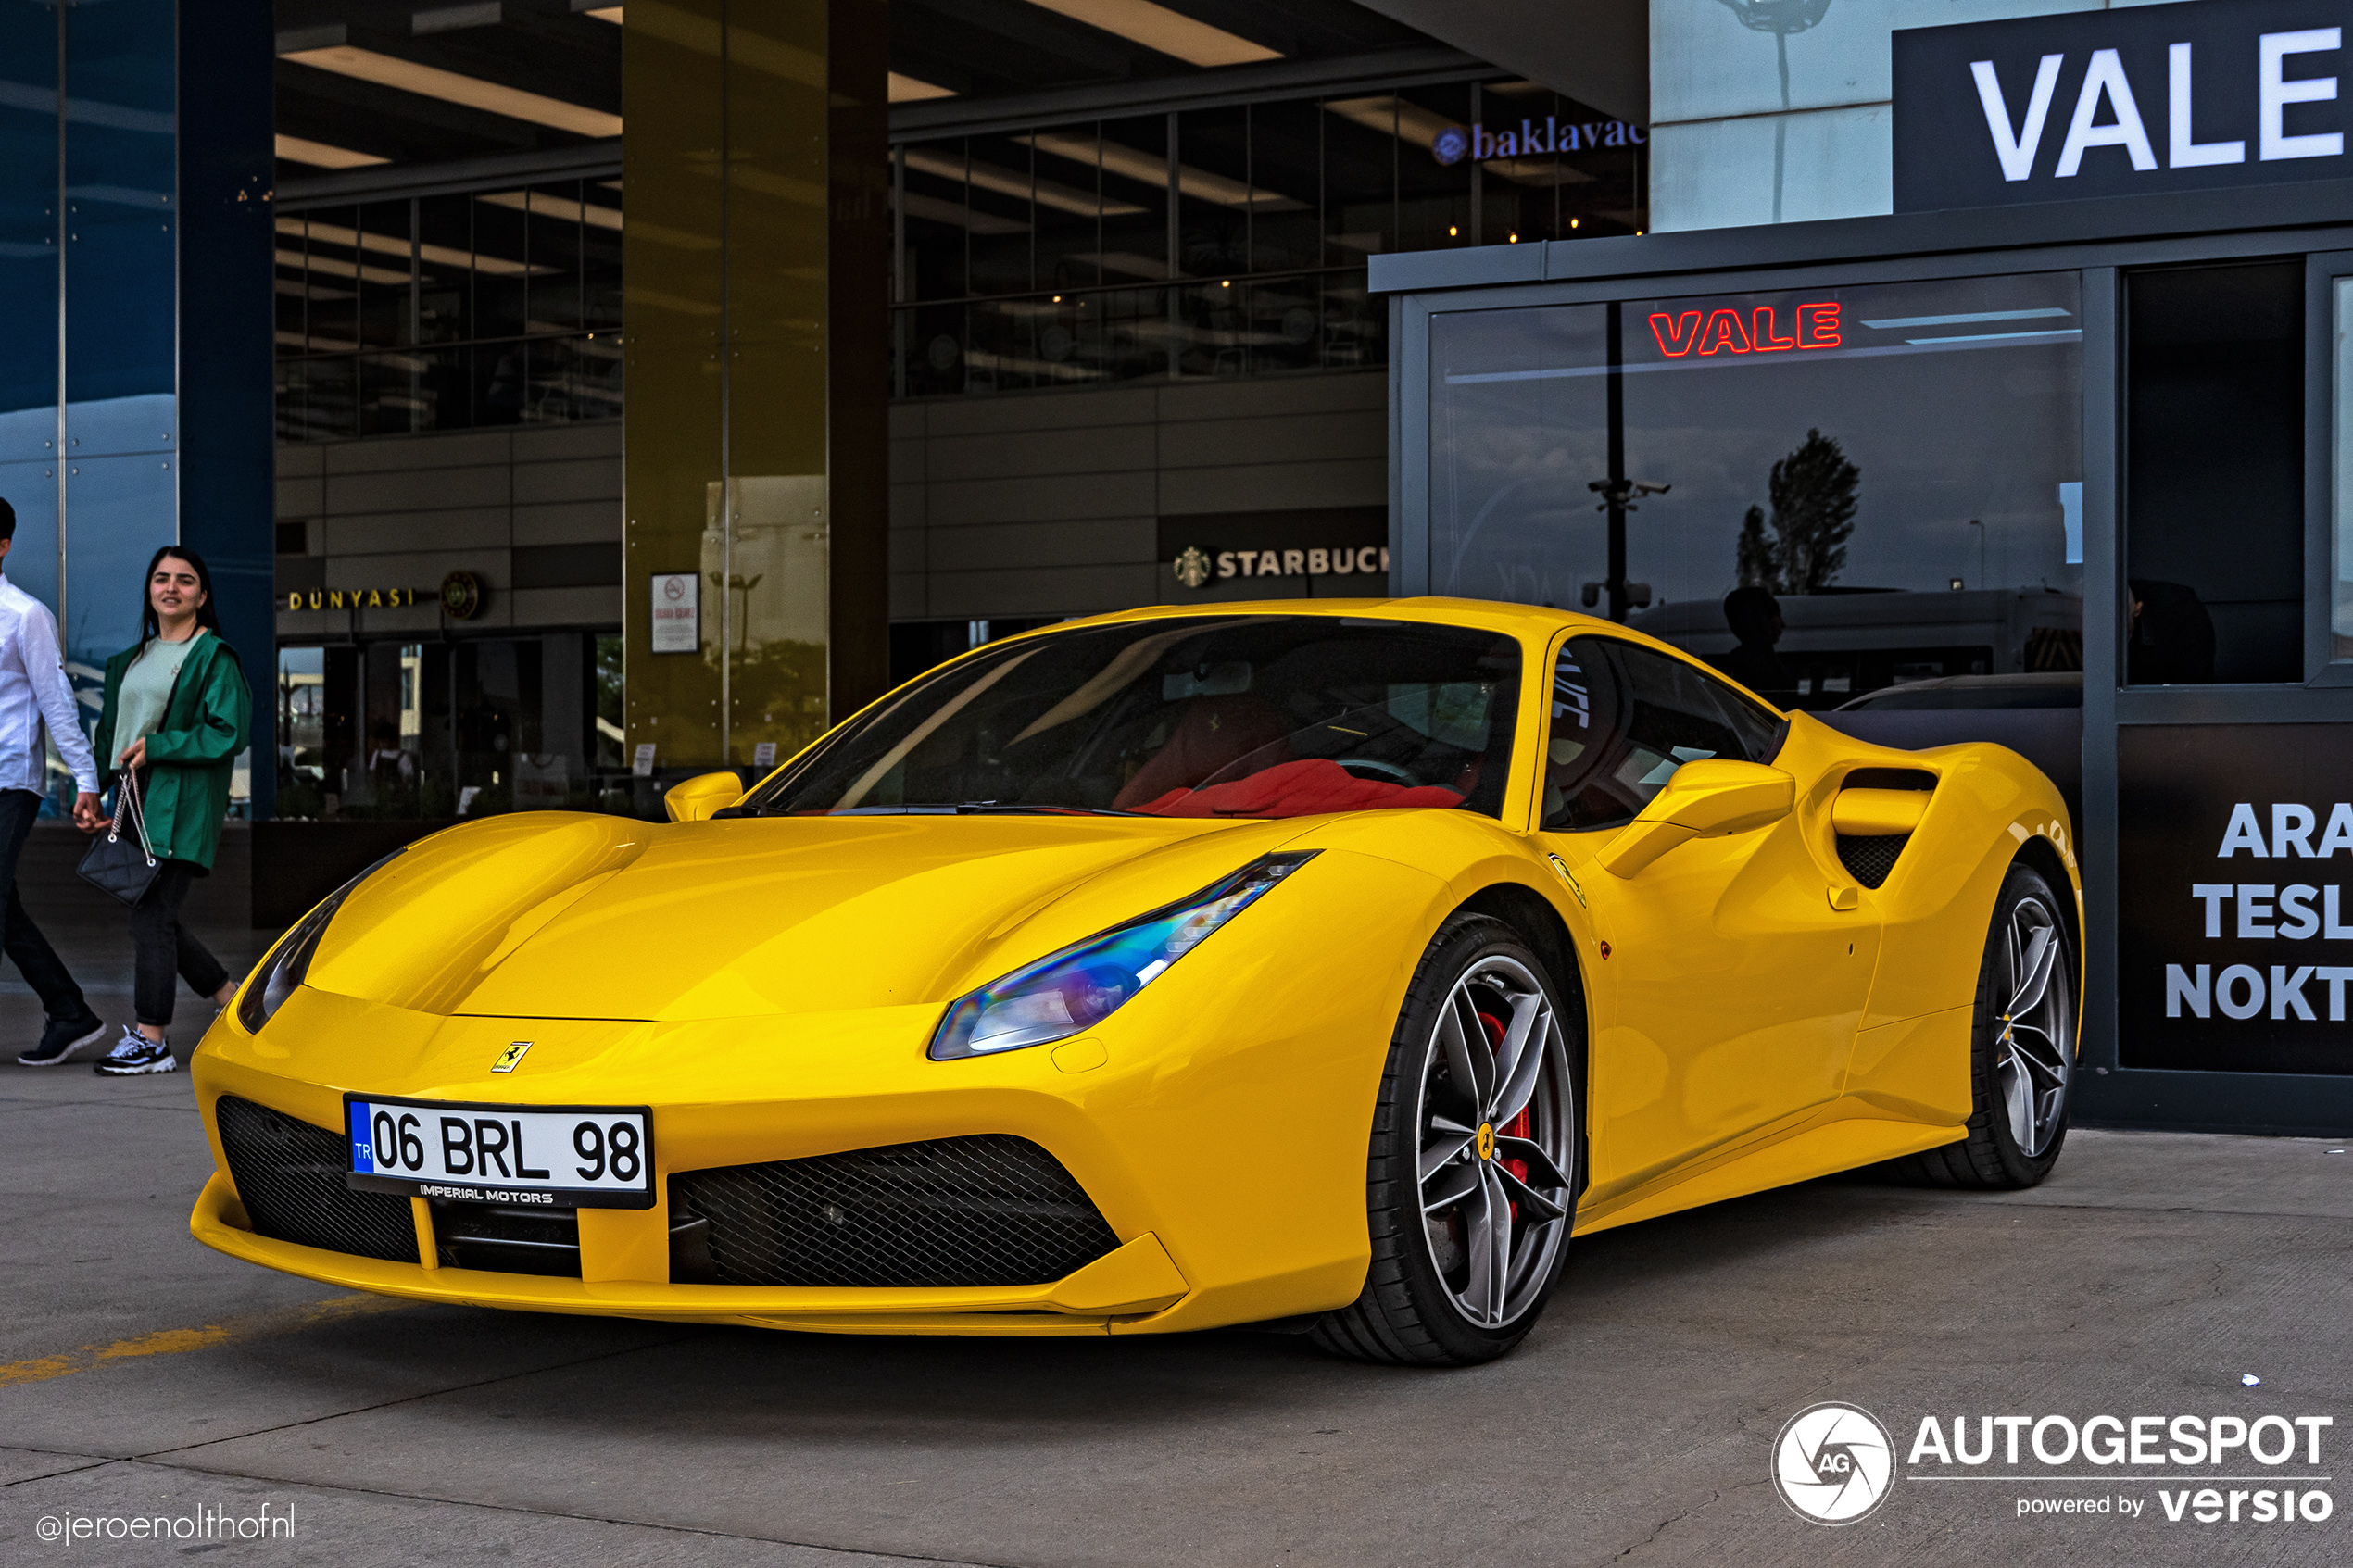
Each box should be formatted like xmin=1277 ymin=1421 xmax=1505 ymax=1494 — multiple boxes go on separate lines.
xmin=623 ymin=0 xmax=888 ymax=783
xmin=180 ymin=0 xmax=277 ymax=819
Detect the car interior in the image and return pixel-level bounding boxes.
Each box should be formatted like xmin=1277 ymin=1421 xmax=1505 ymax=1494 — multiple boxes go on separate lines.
xmin=742 ymin=617 xmax=1525 ymax=820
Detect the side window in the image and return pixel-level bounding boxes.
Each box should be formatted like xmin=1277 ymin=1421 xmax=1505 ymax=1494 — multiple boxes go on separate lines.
xmin=1542 ymin=638 xmax=1783 ymax=832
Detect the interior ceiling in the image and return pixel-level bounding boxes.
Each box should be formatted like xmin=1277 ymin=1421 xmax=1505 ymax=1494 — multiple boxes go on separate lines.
xmin=275 ymin=0 xmax=1624 ymax=180
xmin=888 ymin=0 xmax=1436 ymax=102
xmin=274 ymin=1 xmax=622 ymax=169
xmin=1344 ymin=0 xmax=1648 ymax=121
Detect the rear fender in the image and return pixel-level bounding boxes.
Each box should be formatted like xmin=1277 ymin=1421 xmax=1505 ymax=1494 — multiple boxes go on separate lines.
xmin=1860 ymin=741 xmax=2077 ymax=1029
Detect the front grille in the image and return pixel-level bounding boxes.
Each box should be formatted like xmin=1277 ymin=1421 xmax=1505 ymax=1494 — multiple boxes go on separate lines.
xmin=431 ymin=1200 xmax=581 ymax=1277
xmin=671 ymin=1135 xmax=1121 ymax=1288
xmin=1837 ymin=833 xmax=1910 ymax=890
xmin=214 ymin=1095 xmax=417 ymax=1264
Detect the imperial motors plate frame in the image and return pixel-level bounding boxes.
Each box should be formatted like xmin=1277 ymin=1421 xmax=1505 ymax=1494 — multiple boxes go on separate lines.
xmin=343 ymin=1092 xmax=658 ymax=1210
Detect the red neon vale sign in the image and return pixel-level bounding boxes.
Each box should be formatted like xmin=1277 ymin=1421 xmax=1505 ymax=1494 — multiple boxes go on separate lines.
xmin=1648 ymin=302 xmax=1842 ymax=358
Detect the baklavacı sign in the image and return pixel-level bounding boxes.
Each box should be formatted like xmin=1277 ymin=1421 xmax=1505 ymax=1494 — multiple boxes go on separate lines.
xmin=1430 ymin=117 xmax=1643 ymax=166
xmin=1894 ymin=0 xmax=2353 ymax=211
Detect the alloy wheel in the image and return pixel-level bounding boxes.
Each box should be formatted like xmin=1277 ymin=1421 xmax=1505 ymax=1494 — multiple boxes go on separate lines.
xmin=1996 ymin=896 xmax=2072 ymax=1158
xmin=1413 ymin=955 xmax=1574 ymax=1329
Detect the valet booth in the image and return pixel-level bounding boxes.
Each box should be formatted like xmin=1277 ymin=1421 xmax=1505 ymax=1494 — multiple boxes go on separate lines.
xmin=1373 ymin=0 xmax=2353 ymax=1135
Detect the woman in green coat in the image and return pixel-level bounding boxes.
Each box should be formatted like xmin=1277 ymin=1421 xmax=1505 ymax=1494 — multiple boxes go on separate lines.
xmin=74 ymin=546 xmax=251 ymax=1077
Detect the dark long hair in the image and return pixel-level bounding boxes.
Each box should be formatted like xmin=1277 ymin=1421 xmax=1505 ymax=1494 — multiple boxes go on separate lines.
xmin=138 ymin=546 xmax=221 ymax=651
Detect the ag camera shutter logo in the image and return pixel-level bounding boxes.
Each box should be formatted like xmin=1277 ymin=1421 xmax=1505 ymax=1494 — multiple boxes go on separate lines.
xmin=1773 ymin=1402 xmax=1897 ymax=1524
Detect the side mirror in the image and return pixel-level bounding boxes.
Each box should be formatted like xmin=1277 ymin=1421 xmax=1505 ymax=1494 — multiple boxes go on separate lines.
xmin=1596 ymin=759 xmax=1794 ymax=879
xmin=664 ymin=771 xmax=744 ymax=823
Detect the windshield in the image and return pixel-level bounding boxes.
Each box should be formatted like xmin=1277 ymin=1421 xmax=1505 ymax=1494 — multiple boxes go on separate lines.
xmin=737 ymin=616 xmax=1525 ymax=819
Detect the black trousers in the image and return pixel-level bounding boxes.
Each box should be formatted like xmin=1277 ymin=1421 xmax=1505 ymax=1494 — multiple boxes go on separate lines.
xmin=0 ymin=787 xmax=93 ymax=1024
xmin=132 ymin=859 xmax=230 ymax=1028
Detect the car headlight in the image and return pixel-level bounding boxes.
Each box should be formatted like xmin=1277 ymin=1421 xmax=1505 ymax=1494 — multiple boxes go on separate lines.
xmin=928 ymin=851 xmax=1319 ymax=1061
xmin=235 ymin=849 xmax=407 ymax=1034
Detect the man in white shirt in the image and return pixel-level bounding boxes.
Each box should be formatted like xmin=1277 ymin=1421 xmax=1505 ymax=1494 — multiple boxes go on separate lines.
xmin=0 ymin=499 xmax=107 ymax=1065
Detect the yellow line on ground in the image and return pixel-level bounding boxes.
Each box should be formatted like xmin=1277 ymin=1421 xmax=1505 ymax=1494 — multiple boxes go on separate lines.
xmin=0 ymin=1294 xmax=412 ymax=1389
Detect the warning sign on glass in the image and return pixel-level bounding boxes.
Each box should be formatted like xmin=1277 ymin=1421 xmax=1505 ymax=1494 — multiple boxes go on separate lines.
xmin=650 ymin=571 xmax=698 ymax=654
xmin=2120 ymin=725 xmax=2353 ymax=1075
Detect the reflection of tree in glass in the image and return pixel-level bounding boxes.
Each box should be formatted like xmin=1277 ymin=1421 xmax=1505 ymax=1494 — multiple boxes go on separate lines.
xmin=1732 ymin=428 xmax=1859 ymax=593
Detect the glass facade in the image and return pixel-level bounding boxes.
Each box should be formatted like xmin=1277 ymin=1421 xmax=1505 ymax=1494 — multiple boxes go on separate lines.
xmin=893 ymin=79 xmax=1646 ymax=397
xmin=2124 ymin=260 xmax=2303 ymax=685
xmin=273 ymin=633 xmax=627 ymax=822
xmin=273 ymin=181 xmax=625 ymax=442
xmin=1648 ymin=0 xmax=1938 ymax=231
xmin=1397 ymin=219 xmax=2353 ymax=1126
xmin=618 ymin=0 xmax=874 ymax=784
xmin=2337 ymin=274 xmax=2353 ymax=665
xmin=0 ymin=0 xmax=228 ymax=809
xmin=1428 ymin=271 xmax=2084 ymax=705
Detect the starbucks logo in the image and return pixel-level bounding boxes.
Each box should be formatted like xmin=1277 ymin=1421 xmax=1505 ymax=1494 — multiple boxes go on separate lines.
xmin=1171 ymin=546 xmax=1213 ymax=589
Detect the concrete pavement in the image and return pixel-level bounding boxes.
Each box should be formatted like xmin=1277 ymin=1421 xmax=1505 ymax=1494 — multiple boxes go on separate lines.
xmin=3 ymin=918 xmax=2349 ymax=1565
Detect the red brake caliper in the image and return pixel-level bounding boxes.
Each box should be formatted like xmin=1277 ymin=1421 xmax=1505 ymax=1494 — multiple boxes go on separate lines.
xmin=1478 ymin=1012 xmax=1532 ymax=1216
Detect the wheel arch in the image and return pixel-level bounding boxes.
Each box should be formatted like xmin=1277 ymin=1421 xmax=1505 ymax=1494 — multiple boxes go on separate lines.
xmin=1449 ymin=879 xmax=1592 ymax=1198
xmin=2008 ymin=833 xmax=2084 ymax=1011
xmin=1453 ymin=882 xmax=1584 ymax=1012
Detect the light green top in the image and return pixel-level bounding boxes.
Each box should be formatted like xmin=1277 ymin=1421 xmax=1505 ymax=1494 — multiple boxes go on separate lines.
xmin=114 ymin=631 xmax=204 ymax=761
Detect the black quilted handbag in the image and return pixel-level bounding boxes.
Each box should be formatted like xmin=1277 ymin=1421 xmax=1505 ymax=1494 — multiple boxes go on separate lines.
xmin=77 ymin=768 xmax=160 ymax=907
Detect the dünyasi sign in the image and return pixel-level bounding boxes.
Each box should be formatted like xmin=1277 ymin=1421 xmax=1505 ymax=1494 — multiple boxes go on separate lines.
xmin=1894 ymin=0 xmax=2353 ymax=210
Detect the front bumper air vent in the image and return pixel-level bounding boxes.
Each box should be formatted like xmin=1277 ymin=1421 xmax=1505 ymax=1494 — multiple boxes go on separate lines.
xmin=670 ymin=1135 xmax=1120 ymax=1288
xmin=214 ymin=1095 xmax=417 ymax=1264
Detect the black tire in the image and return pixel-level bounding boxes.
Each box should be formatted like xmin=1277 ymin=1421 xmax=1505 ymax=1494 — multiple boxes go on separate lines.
xmin=1895 ymin=861 xmax=2076 ymax=1190
xmin=1312 ymin=913 xmax=1579 ymax=1366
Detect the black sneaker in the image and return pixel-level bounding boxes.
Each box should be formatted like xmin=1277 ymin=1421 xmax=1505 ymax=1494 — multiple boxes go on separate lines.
xmin=93 ymin=1026 xmax=178 ymax=1076
xmin=17 ymin=1013 xmax=107 ymax=1067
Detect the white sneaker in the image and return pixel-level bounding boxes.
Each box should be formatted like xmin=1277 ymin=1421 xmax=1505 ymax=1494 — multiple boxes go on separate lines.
xmin=93 ymin=1026 xmax=177 ymax=1076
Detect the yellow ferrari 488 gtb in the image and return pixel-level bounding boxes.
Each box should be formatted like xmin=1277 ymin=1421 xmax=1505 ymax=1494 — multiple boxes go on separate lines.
xmin=192 ymin=600 xmax=2079 ymax=1365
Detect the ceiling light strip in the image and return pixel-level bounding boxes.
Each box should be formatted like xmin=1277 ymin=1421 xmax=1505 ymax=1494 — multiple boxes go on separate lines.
xmin=273 ymin=247 xmax=413 ymax=286
xmin=1017 ymin=131 xmax=1302 ymax=210
xmin=280 ymin=44 xmax=623 ymax=138
xmin=889 ymin=72 xmax=955 ymax=104
xmin=277 ymin=217 xmax=546 ymax=277
xmin=900 ymin=147 xmax=1144 ymax=219
xmin=1018 ymin=0 xmax=1278 ymax=69
xmin=274 ymin=134 xmax=388 ymax=169
xmin=477 ymin=189 xmax=624 ymax=231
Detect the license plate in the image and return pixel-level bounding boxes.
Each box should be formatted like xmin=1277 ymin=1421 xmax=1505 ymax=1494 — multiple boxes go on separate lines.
xmin=344 ymin=1095 xmax=655 ymax=1210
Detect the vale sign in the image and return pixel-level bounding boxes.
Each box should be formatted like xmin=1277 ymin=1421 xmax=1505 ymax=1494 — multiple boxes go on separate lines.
xmin=1894 ymin=0 xmax=2353 ymax=211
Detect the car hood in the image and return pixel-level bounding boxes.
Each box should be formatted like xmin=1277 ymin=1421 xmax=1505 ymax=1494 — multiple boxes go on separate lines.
xmin=301 ymin=811 xmax=1302 ymax=1022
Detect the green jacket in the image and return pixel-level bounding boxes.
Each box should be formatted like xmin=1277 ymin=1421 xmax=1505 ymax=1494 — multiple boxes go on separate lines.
xmin=94 ymin=631 xmax=251 ymax=872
